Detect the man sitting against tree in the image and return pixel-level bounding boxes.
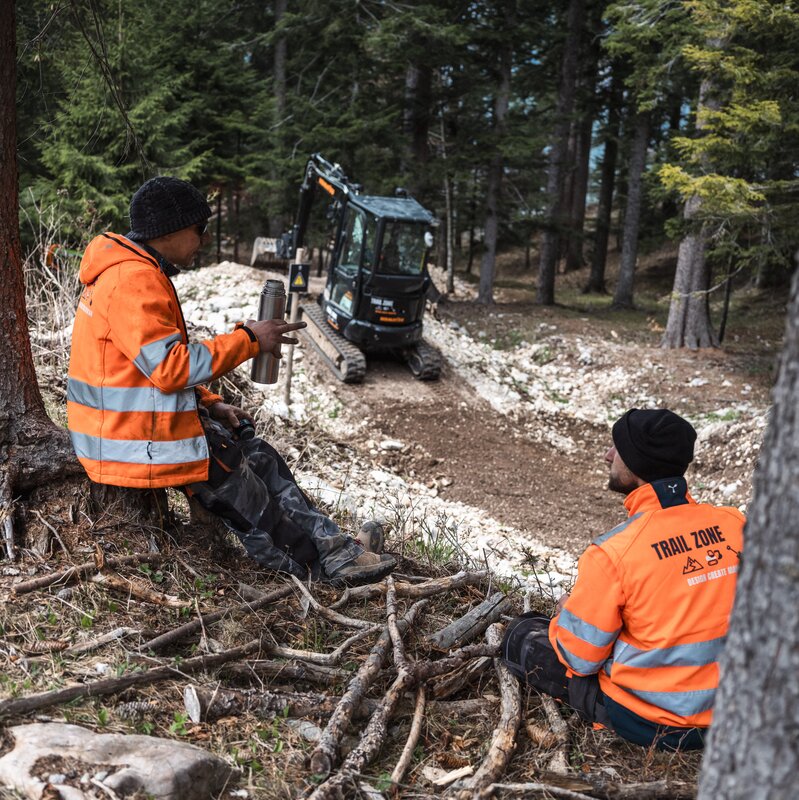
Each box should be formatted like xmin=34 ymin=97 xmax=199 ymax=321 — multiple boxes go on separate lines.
xmin=502 ymin=409 xmax=745 ymax=750
xmin=67 ymin=176 xmax=395 ymax=586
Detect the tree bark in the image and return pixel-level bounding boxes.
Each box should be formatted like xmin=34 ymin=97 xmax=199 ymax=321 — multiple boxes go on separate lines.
xmin=268 ymin=0 xmax=287 ymax=237
xmin=661 ymin=196 xmax=718 ymax=348
xmin=477 ymin=2 xmax=514 ymax=306
xmin=612 ymin=110 xmax=650 ymax=309
xmin=0 ymin=0 xmax=81 ymax=510
xmin=585 ymin=75 xmax=622 ymax=294
xmin=697 ymin=263 xmax=799 ymax=799
xmin=536 ymin=0 xmax=586 ymax=305
xmin=662 ymin=73 xmax=721 ymax=349
xmin=564 ymin=114 xmax=594 ymax=273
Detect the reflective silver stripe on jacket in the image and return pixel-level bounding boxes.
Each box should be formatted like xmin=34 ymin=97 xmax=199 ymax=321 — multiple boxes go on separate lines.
xmin=70 ymin=431 xmax=208 ymax=465
xmin=554 ymin=641 xmax=607 ymax=675
xmin=558 ymin=608 xmax=620 ymax=649
xmin=625 ymin=686 xmax=716 ymax=717
xmin=612 ymin=636 xmax=725 ymax=670
xmin=187 ymin=342 xmax=214 ymax=386
xmin=67 ymin=378 xmax=196 ymax=414
xmin=133 ymin=333 xmax=183 ymax=377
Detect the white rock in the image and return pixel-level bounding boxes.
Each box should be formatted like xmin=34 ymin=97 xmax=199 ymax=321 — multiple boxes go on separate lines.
xmin=0 ymin=723 xmax=235 ymax=800
xmin=379 ymin=439 xmax=404 ymax=451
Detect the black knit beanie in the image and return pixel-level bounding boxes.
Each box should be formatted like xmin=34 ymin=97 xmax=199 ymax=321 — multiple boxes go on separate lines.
xmin=612 ymin=409 xmax=697 ymax=482
xmin=128 ymin=177 xmax=211 ymax=242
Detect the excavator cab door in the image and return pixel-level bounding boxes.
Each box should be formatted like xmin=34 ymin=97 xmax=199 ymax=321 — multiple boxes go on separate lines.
xmin=327 ymin=207 xmax=372 ymax=324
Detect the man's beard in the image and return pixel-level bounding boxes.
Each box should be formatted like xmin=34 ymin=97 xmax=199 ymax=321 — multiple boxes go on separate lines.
xmin=608 ymin=474 xmax=638 ymax=495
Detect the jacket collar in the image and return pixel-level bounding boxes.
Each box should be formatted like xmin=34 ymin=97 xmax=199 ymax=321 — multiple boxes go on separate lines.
xmin=624 ymin=477 xmax=695 ymax=515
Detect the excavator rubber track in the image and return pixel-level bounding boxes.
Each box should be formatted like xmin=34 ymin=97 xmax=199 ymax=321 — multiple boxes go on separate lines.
xmin=405 ymin=339 xmax=442 ymax=381
xmin=300 ymin=302 xmax=367 ymax=384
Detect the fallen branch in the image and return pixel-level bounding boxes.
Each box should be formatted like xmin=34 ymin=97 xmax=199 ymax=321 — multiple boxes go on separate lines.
xmin=11 ymin=553 xmax=164 ymax=596
xmin=391 ymin=684 xmax=426 ymax=789
xmin=330 ymin=570 xmax=489 ymax=609
xmin=183 ymin=684 xmax=378 ymax=723
xmin=140 ymin=584 xmax=293 ymax=652
xmin=31 ymin=509 xmax=70 ymax=555
xmin=415 ymin=643 xmax=499 ymax=681
xmin=309 ymin=599 xmax=428 ymax=777
xmin=265 ymin=625 xmax=381 ymax=666
xmin=222 ymin=659 xmax=350 ymax=686
xmin=309 ymin=668 xmax=416 ymax=800
xmin=431 ymin=655 xmax=493 ymax=699
xmin=0 ymin=638 xmax=263 ymax=719
xmin=542 ymin=695 xmax=571 ymax=775
xmin=62 ymin=627 xmax=140 ymax=657
xmin=479 ymin=782 xmax=596 ymax=800
xmin=428 ymin=592 xmax=511 ymax=651
xmin=89 ymin=571 xmax=191 ymax=608
xmin=451 ymin=624 xmax=521 ymax=800
xmin=290 ymin=575 xmax=374 ymax=630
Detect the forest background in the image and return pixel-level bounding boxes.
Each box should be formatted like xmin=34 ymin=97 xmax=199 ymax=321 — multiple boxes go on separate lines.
xmin=15 ymin=0 xmax=799 ymax=339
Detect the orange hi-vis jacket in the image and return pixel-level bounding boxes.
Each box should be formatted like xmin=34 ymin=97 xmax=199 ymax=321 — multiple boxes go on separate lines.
xmin=549 ymin=477 xmax=745 ymax=729
xmin=67 ymin=233 xmax=259 ymax=488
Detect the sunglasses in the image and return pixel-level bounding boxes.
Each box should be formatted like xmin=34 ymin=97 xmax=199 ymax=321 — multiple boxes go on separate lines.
xmin=196 ymin=222 xmax=208 ymax=236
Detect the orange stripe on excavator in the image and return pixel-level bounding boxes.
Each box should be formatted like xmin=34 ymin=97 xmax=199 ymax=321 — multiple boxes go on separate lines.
xmin=318 ymin=177 xmax=336 ymax=196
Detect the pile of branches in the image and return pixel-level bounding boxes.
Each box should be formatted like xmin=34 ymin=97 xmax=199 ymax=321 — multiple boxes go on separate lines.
xmin=0 ymin=544 xmax=698 ymax=799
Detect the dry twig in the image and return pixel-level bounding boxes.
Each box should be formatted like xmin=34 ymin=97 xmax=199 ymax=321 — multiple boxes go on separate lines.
xmin=391 ymin=684 xmax=426 ymax=789
xmin=330 ymin=569 xmax=488 ymax=609
xmin=308 ymin=599 xmax=428 ymax=777
xmin=11 ymin=553 xmax=164 ymax=596
xmin=89 ymin=570 xmax=190 ymax=608
xmin=290 ymin=575 xmax=374 ymax=630
xmin=451 ymin=624 xmax=522 ymax=799
xmin=542 ymin=695 xmax=571 ymax=775
xmin=0 ymin=639 xmax=263 ymax=718
xmin=140 ymin=583 xmax=293 ymax=652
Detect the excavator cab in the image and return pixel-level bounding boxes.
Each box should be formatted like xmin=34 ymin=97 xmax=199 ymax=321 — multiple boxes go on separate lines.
xmin=280 ymin=155 xmax=442 ymax=382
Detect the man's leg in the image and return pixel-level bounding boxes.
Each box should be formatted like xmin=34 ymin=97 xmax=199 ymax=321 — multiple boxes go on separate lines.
xmin=238 ymin=435 xmax=362 ymax=576
xmin=501 ymin=613 xmax=612 ymax=727
xmin=190 ymin=418 xmax=393 ymax=582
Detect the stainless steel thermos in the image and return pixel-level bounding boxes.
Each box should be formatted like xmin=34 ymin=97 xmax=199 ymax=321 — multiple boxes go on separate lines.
xmin=250 ymin=279 xmax=286 ymax=384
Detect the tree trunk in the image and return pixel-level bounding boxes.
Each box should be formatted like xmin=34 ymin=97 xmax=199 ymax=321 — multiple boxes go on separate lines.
xmin=612 ymin=110 xmax=650 ymax=309
xmin=536 ymin=0 xmax=586 ymax=304
xmin=662 ymin=71 xmax=721 ymax=349
xmin=403 ymin=63 xmax=432 ymax=196
xmin=477 ymin=3 xmax=513 ymax=305
xmin=0 ymin=0 xmax=83 ymax=563
xmin=660 ymin=196 xmax=719 ymax=348
xmin=585 ymin=75 xmax=622 ymax=294
xmin=564 ymin=113 xmax=594 ymax=272
xmin=268 ymin=0 xmax=287 ymax=237
xmin=697 ymin=263 xmax=799 ymax=799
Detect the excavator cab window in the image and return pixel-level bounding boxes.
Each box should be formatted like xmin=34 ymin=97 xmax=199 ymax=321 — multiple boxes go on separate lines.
xmin=378 ymin=222 xmax=427 ymax=275
xmin=331 ymin=208 xmax=375 ymax=315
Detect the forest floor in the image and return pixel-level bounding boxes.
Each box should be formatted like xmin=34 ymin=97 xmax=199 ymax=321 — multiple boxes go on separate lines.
xmin=0 ymin=243 xmax=786 ymax=799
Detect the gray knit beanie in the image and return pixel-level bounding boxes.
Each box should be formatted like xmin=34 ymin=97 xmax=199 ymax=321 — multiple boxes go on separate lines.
xmin=128 ymin=177 xmax=211 ymax=241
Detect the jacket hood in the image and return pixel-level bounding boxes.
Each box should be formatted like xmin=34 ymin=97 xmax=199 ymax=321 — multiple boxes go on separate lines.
xmin=79 ymin=233 xmax=158 ymax=285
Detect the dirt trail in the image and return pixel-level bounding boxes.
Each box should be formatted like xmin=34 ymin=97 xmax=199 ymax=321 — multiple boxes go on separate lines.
xmin=327 ymin=357 xmax=622 ymax=558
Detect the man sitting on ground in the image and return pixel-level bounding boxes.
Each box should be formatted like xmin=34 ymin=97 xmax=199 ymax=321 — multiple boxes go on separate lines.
xmin=502 ymin=408 xmax=745 ymax=750
xmin=67 ymin=176 xmax=395 ymax=585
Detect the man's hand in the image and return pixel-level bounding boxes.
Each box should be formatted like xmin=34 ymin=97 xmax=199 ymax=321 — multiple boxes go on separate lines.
xmin=246 ymin=319 xmax=307 ymax=357
xmin=555 ymin=592 xmax=571 ymax=615
xmin=208 ymin=402 xmax=251 ymax=430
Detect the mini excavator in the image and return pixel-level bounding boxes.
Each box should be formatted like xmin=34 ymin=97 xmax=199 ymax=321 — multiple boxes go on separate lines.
xmin=276 ymin=153 xmax=442 ymax=383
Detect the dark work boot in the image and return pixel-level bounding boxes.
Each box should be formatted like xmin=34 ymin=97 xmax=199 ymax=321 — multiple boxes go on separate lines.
xmin=325 ymin=551 xmax=396 ymax=587
xmin=356 ymin=521 xmax=385 ymax=554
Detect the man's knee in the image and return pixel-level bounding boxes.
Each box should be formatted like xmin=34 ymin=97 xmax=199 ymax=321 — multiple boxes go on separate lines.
xmin=501 ymin=613 xmax=569 ymax=702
